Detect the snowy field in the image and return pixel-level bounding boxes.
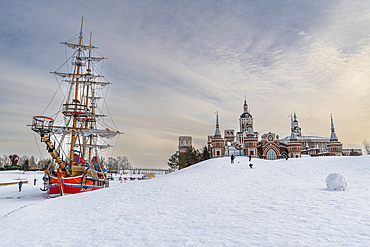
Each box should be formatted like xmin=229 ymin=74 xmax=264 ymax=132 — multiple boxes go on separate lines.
xmin=1 ymin=156 xmax=370 ymax=246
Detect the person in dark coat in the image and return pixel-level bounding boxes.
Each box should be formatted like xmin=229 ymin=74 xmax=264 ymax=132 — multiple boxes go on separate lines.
xmin=18 ymin=181 xmax=23 ymax=192
xmin=231 ymin=154 xmax=235 ymax=164
xmin=249 ymin=154 xmax=252 ymax=162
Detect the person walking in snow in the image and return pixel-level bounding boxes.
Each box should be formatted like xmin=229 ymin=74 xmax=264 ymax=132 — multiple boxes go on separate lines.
xmin=231 ymin=154 xmax=235 ymax=164
xmin=249 ymin=154 xmax=252 ymax=162
xmin=34 ymin=178 xmax=37 ymax=185
xmin=18 ymin=181 xmax=23 ymax=192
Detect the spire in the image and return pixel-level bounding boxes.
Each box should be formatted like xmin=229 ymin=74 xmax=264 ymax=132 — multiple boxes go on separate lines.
xmin=292 ymin=110 xmax=302 ymax=136
xmin=214 ymin=111 xmax=221 ymax=138
xmin=293 ymin=111 xmax=298 ymax=128
xmin=247 ymin=115 xmax=253 ymax=135
xmin=243 ymin=95 xmax=248 ymax=113
xmin=330 ymin=114 xmax=338 ymax=142
xmin=289 ymin=114 xmax=297 ymax=141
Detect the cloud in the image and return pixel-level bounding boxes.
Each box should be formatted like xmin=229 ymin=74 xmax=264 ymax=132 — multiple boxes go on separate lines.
xmin=0 ymin=0 xmax=369 ymax=168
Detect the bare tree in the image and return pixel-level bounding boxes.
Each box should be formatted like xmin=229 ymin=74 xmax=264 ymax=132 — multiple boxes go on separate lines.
xmin=28 ymin=156 xmax=38 ymax=170
xmin=2 ymin=155 xmax=10 ymax=168
xmin=18 ymin=155 xmax=28 ymax=168
xmin=22 ymin=159 xmax=30 ymax=172
xmin=0 ymin=156 xmax=4 ymax=168
xmin=117 ymin=156 xmax=132 ymax=171
xmin=363 ymin=139 xmax=370 ymax=155
xmin=106 ymin=157 xmax=119 ymax=173
xmin=37 ymin=158 xmax=53 ymax=171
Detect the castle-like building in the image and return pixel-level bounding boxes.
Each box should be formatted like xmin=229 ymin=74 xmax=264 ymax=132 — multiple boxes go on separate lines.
xmin=208 ymin=100 xmax=343 ymax=160
xmin=178 ymin=136 xmax=192 ymax=153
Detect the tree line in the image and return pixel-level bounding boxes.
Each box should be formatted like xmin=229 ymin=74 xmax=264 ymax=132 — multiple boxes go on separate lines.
xmin=167 ymin=146 xmax=210 ymax=170
xmin=0 ymin=154 xmax=132 ymax=173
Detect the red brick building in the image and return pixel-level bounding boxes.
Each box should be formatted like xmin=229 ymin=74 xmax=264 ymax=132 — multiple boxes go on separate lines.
xmin=178 ymin=136 xmax=192 ymax=153
xmin=207 ymin=99 xmax=342 ymax=160
xmin=209 ymin=112 xmax=225 ymax=158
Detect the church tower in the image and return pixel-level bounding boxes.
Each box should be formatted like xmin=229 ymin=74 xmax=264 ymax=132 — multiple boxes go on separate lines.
xmin=237 ymin=98 xmax=254 ymax=144
xmin=243 ymin=98 xmax=248 ymax=113
xmin=287 ymin=114 xmax=301 ymax=158
xmin=327 ymin=115 xmax=342 ymax=156
xmin=293 ymin=112 xmax=302 ymax=137
xmin=243 ymin=115 xmax=258 ymax=157
xmin=178 ymin=136 xmax=192 ymax=153
xmin=210 ymin=111 xmax=225 ymax=158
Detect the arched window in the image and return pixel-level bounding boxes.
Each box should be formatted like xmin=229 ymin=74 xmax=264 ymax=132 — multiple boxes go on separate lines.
xmin=267 ymin=149 xmax=277 ymax=160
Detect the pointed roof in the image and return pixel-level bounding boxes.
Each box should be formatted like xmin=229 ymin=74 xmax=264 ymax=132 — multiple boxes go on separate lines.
xmin=289 ymin=114 xmax=297 ymax=141
xmin=214 ymin=111 xmax=222 ymax=139
xmin=240 ymin=98 xmax=252 ymax=119
xmin=243 ymin=96 xmax=248 ymax=113
xmin=330 ymin=114 xmax=338 ymax=142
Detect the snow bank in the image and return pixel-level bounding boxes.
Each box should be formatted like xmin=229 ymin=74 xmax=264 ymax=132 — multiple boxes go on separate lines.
xmin=1 ymin=156 xmax=370 ymax=246
xmin=326 ymin=173 xmax=347 ymax=191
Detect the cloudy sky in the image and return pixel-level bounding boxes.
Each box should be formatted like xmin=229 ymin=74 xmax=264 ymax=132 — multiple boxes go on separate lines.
xmin=1 ymin=0 xmax=369 ymax=168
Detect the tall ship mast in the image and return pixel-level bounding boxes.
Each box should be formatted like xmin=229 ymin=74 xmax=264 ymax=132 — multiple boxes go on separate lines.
xmin=31 ymin=18 xmax=121 ymax=195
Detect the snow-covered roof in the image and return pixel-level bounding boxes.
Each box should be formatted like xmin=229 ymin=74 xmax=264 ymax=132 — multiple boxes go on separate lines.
xmin=280 ymin=136 xmax=330 ymax=142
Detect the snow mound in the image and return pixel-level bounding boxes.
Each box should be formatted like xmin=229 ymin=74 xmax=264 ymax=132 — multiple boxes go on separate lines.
xmin=326 ymin=173 xmax=347 ymax=191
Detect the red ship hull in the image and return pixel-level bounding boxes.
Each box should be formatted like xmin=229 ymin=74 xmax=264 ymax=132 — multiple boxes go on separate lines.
xmin=46 ymin=175 xmax=106 ymax=195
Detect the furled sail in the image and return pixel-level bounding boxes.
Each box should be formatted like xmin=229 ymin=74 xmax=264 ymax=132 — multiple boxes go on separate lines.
xmin=53 ymin=128 xmax=119 ymax=139
xmin=61 ymin=42 xmax=97 ymax=50
xmin=75 ymin=144 xmax=111 ymax=150
xmin=51 ymin=72 xmax=104 ymax=79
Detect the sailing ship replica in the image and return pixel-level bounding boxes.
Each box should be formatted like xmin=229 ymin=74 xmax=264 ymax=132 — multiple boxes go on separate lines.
xmin=31 ymin=18 xmax=121 ymax=195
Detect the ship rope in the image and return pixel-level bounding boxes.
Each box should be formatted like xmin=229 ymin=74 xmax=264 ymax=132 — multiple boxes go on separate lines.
xmin=104 ymin=85 xmax=119 ymax=131
xmin=54 ymin=50 xmax=77 ymax=74
xmin=42 ymin=50 xmax=76 ymax=116
xmin=95 ymin=49 xmax=105 ymax=72
xmin=41 ymin=74 xmax=64 ymax=116
xmin=65 ymin=33 xmax=79 ymax=43
xmin=82 ymin=32 xmax=91 ymax=44
xmin=109 ymin=133 xmax=120 ymax=157
xmin=33 ymin=132 xmax=44 ymax=159
xmin=55 ymin=118 xmax=72 ymax=156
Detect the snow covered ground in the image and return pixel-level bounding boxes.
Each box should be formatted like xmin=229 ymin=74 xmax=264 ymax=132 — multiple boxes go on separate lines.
xmin=1 ymin=156 xmax=370 ymax=246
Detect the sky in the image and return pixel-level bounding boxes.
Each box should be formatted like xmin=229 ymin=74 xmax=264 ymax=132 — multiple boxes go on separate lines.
xmin=0 ymin=0 xmax=370 ymax=169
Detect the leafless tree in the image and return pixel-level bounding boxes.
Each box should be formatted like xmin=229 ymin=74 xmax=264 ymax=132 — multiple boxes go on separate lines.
xmin=117 ymin=156 xmax=132 ymax=171
xmin=363 ymin=139 xmax=370 ymax=155
xmin=37 ymin=158 xmax=53 ymax=170
xmin=106 ymin=157 xmax=119 ymax=173
xmin=1 ymin=155 xmax=10 ymax=168
xmin=28 ymin=156 xmax=38 ymax=170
